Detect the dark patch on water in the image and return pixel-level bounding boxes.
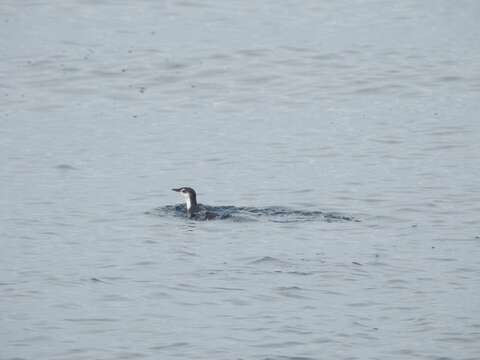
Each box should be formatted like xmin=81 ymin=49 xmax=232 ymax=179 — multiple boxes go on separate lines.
xmin=149 ymin=204 xmax=357 ymax=223
xmin=55 ymin=164 xmax=76 ymax=170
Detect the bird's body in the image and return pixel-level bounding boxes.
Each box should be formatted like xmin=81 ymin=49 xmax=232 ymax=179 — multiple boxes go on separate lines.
xmin=172 ymin=187 xmax=221 ymax=220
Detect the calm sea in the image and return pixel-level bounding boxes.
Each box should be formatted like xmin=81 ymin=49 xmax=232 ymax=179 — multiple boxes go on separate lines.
xmin=1 ymin=1 xmax=480 ymax=359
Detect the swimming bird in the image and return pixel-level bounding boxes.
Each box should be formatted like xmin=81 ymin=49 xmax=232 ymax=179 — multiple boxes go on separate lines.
xmin=169 ymin=187 xmax=355 ymax=222
xmin=172 ymin=187 xmax=220 ymax=220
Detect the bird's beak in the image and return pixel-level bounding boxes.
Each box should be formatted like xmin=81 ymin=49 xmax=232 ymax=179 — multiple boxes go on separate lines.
xmin=172 ymin=188 xmax=181 ymax=192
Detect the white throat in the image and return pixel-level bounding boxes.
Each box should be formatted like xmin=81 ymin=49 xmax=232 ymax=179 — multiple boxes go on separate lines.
xmin=184 ymin=194 xmax=192 ymax=210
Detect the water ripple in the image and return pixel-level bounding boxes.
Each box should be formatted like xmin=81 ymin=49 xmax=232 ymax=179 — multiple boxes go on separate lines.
xmin=151 ymin=204 xmax=357 ymax=223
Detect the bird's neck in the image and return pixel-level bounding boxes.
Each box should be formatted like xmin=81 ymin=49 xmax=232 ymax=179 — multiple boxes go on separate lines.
xmin=185 ymin=194 xmax=197 ymax=215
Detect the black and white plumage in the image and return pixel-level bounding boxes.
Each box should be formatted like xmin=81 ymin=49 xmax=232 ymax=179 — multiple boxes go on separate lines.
xmin=171 ymin=187 xmax=221 ymax=220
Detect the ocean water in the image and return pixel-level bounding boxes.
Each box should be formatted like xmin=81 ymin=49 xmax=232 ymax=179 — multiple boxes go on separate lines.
xmin=1 ymin=1 xmax=480 ymax=359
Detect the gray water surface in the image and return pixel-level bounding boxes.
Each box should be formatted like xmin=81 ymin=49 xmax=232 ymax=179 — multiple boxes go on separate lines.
xmin=1 ymin=1 xmax=480 ymax=359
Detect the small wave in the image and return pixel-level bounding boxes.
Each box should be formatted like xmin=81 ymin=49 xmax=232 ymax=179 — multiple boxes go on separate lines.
xmin=149 ymin=204 xmax=357 ymax=223
xmin=55 ymin=164 xmax=77 ymax=170
xmin=249 ymin=256 xmax=291 ymax=266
